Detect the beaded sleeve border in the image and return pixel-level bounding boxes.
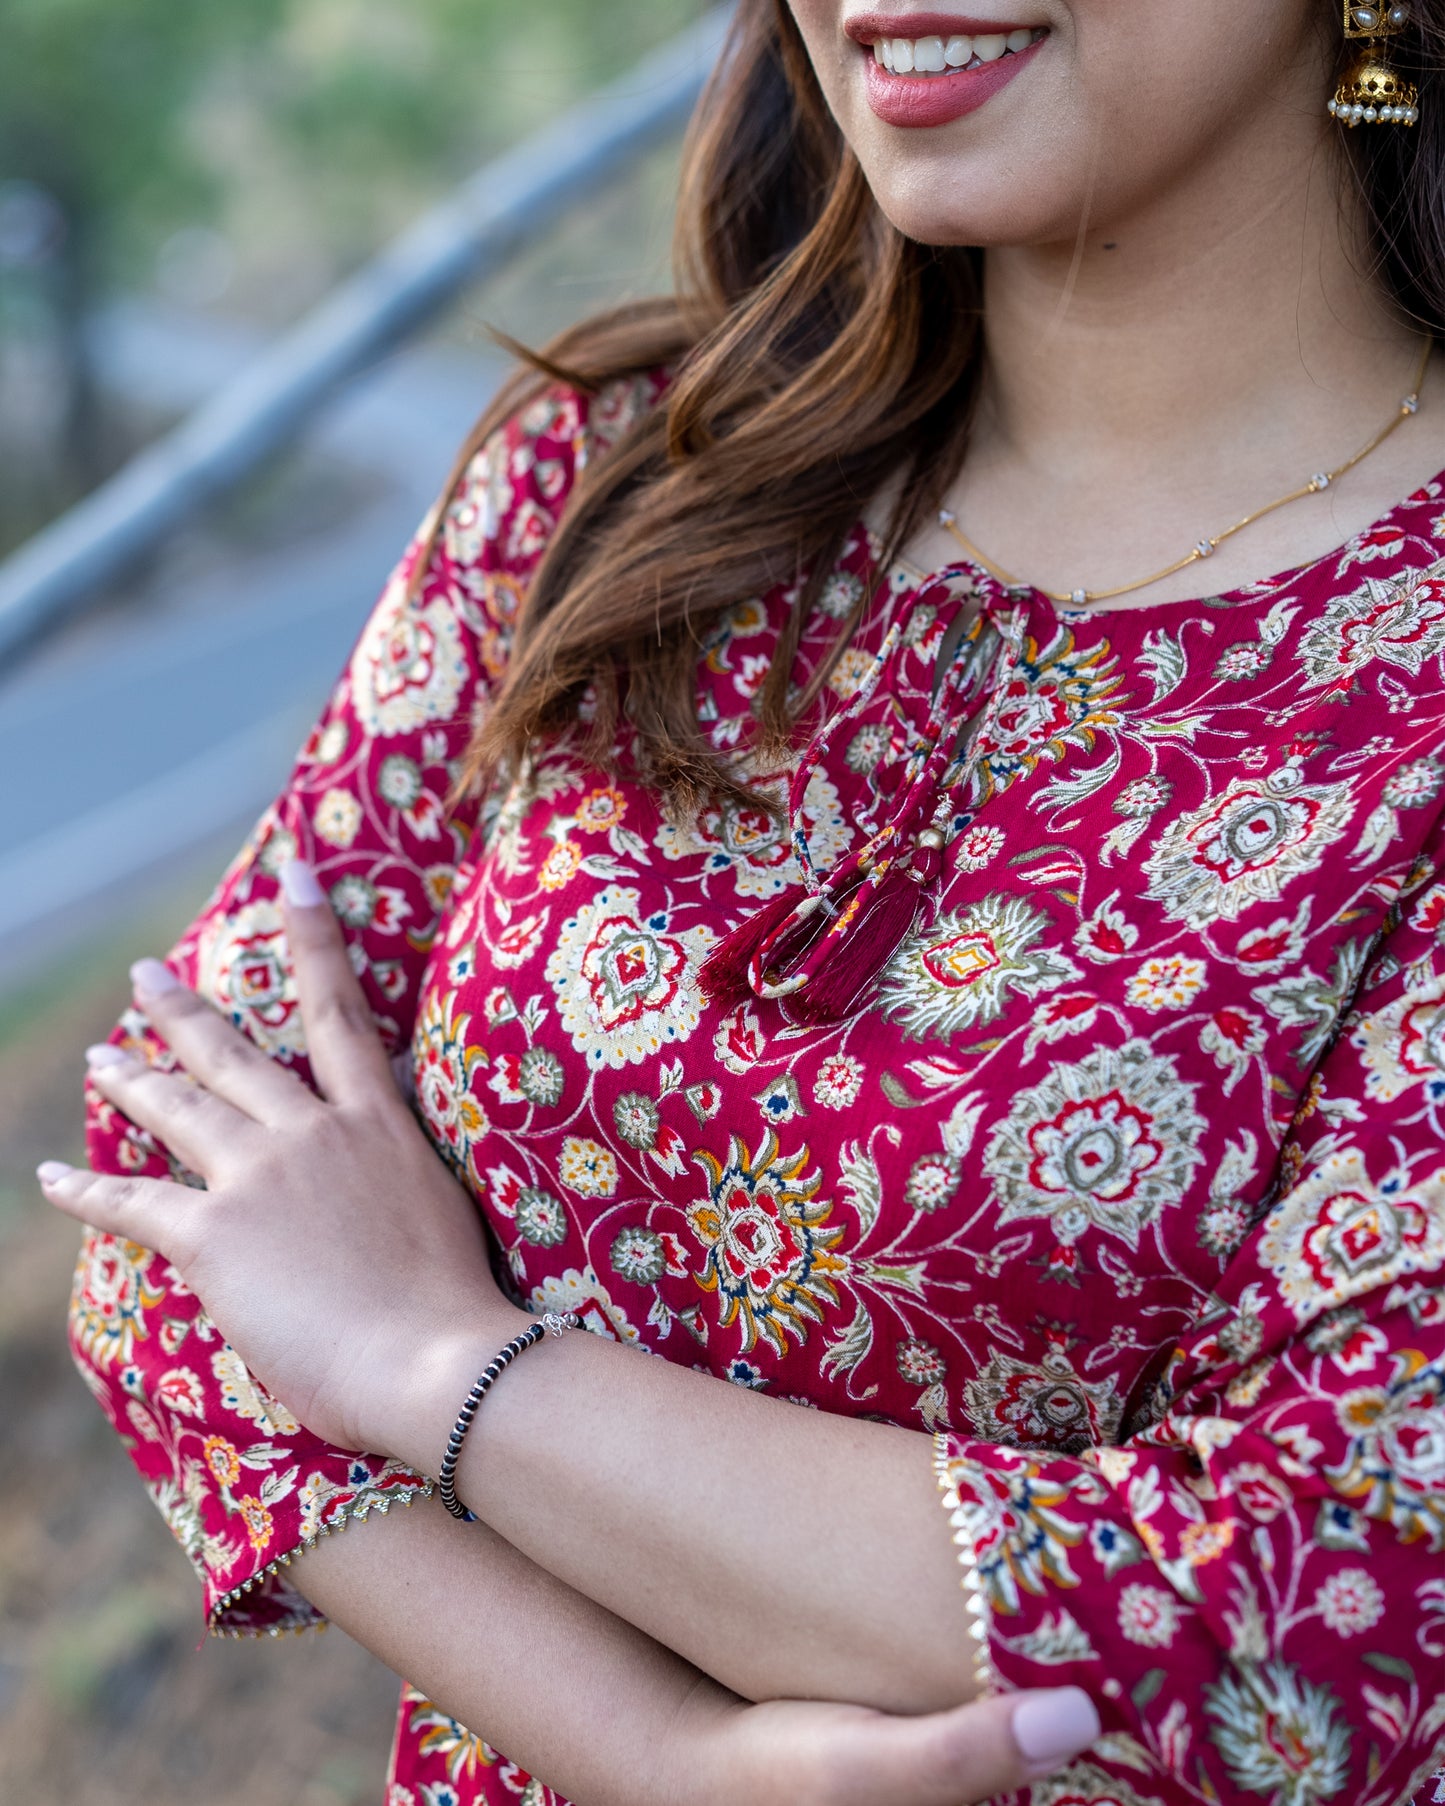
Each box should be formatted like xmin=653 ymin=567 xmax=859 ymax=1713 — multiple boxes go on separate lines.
xmin=932 ymin=1430 xmax=1001 ymax=1699
xmin=208 ymin=1474 xmax=433 ymax=1638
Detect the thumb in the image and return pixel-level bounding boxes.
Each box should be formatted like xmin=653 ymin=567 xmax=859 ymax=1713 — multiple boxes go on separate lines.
xmin=831 ymin=1687 xmax=1102 ymax=1806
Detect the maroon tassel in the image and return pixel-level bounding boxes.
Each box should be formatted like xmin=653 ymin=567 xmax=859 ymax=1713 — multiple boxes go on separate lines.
xmin=786 ymin=864 xmax=923 ymax=1024
xmin=700 ymin=885 xmax=808 ymax=1015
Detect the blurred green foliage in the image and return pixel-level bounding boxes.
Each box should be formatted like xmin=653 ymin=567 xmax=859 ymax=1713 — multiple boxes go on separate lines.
xmin=0 ymin=0 xmax=704 ymax=294
xmin=0 ymin=0 xmax=701 ymax=547
xmin=1 ymin=0 xmax=284 ymax=276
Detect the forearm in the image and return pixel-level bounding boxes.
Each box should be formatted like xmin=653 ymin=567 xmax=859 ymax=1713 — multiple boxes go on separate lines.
xmin=290 ymin=1491 xmax=734 ymax=1806
xmin=68 ymin=895 xmax=977 ymax=1724
xmin=400 ymin=1316 xmax=972 ymax=1715
xmin=59 ymin=905 xmax=1104 ymax=1802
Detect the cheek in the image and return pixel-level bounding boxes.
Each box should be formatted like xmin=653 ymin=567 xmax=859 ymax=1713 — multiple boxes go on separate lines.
xmin=784 ymin=0 xmax=859 ymax=118
xmin=786 ymin=0 xmax=1327 ymax=249
xmin=783 ymin=0 xmax=836 ymax=44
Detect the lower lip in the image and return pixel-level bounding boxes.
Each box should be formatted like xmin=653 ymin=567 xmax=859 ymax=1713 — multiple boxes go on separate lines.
xmin=863 ymin=39 xmax=1043 ymax=127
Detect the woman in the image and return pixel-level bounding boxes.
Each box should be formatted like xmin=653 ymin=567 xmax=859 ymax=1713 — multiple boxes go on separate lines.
xmin=39 ymin=0 xmax=1445 ymax=1800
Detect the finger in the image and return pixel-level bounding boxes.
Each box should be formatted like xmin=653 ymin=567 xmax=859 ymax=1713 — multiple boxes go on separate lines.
xmin=391 ymin=1048 xmax=418 ymax=1105
xmin=278 ymin=859 xmax=397 ymax=1105
xmin=37 ymin=1160 xmax=199 ymax=1264
xmin=825 ymin=1688 xmax=1100 ymax=1806
xmin=84 ymin=1044 xmax=251 ymax=1179
xmin=129 ymin=959 xmax=311 ymax=1125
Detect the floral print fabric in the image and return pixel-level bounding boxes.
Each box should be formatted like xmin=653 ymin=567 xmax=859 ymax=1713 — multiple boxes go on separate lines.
xmin=71 ymin=371 xmax=1445 ymax=1806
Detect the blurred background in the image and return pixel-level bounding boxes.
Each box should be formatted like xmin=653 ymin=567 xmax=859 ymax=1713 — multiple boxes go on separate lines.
xmin=0 ymin=3 xmax=713 ymax=1797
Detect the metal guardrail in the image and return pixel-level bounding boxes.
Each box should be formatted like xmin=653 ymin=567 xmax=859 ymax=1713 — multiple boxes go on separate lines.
xmin=0 ymin=7 xmax=731 ymax=676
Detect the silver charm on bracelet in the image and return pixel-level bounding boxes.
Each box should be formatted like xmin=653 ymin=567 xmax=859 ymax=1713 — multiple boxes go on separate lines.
xmin=438 ymin=1310 xmax=584 ymax=1522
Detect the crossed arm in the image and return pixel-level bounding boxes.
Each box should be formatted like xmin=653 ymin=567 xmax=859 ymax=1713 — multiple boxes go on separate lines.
xmin=42 ymin=869 xmax=1099 ymax=1802
xmin=294 ymin=1493 xmax=1064 ymax=1806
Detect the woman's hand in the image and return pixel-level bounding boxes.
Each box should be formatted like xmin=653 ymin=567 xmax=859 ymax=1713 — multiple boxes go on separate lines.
xmin=682 ymin=1684 xmax=1101 ymax=1806
xmin=287 ymin=1483 xmax=1101 ymax=1806
xmin=39 ymin=860 xmax=523 ymax=1459
xmin=45 ymin=859 xmax=1106 ymax=1788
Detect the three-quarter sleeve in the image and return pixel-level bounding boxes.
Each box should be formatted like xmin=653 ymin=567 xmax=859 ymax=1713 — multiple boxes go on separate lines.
xmin=66 ymin=375 xmax=660 ymax=1636
xmin=935 ymin=811 xmax=1445 ymax=1804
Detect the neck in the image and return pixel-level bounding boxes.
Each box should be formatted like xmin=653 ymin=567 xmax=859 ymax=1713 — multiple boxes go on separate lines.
xmin=980 ymin=138 xmax=1416 ymax=481
xmin=933 ymin=107 xmax=1434 ymax=605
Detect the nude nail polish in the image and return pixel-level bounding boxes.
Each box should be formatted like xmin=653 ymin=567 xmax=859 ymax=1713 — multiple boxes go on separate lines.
xmin=131 ymin=958 xmax=179 ymax=996
xmin=279 ymin=859 xmax=326 ymax=908
xmin=1012 ymin=1688 xmax=1101 ymax=1775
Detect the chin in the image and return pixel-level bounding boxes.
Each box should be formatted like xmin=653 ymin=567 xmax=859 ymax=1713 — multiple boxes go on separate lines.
xmin=861 ymin=157 xmax=1086 ymax=250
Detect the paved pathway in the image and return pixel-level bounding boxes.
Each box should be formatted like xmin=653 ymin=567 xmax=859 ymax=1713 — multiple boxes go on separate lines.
xmin=0 ymin=301 xmax=506 ymax=986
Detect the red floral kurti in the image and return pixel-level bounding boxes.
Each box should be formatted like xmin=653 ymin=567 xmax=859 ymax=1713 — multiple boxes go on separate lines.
xmin=71 ymin=372 xmax=1445 ymax=1806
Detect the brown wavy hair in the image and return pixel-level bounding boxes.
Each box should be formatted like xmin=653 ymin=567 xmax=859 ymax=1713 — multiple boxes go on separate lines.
xmin=428 ymin=0 xmax=1445 ymax=811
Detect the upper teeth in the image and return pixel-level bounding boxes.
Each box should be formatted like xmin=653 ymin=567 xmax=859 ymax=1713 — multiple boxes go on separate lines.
xmin=874 ymin=28 xmax=1039 ymax=73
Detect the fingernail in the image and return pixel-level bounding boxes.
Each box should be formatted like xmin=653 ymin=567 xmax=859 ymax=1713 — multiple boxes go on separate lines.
xmin=37 ymin=1160 xmax=74 ymax=1185
xmin=279 ymin=859 xmax=326 ymax=908
xmin=1012 ymin=1688 xmax=1101 ymax=1774
xmin=86 ymin=1043 xmax=133 ymax=1069
xmin=390 ymin=1049 xmax=418 ymax=1104
xmin=131 ymin=958 xmax=179 ymax=997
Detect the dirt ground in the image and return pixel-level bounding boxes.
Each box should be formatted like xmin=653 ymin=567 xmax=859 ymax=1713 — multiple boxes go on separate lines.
xmin=0 ymin=870 xmax=401 ymax=1805
xmin=0 ymin=151 xmax=685 ymax=1804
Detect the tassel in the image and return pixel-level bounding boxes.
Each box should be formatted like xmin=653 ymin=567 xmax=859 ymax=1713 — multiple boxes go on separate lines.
xmin=700 ymin=885 xmax=809 ymax=1015
xmin=697 ymin=589 xmax=1024 ymax=1027
xmin=701 ymin=839 xmax=944 ymax=1024
xmin=785 ymin=862 xmax=923 ymax=1024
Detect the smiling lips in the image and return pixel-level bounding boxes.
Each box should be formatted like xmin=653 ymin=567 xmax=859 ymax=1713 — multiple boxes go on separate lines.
xmin=847 ymin=12 xmax=1047 ymax=127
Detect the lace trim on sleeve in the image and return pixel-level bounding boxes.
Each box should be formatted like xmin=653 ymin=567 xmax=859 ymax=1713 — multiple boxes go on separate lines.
xmin=932 ymin=1430 xmax=1001 ymax=1699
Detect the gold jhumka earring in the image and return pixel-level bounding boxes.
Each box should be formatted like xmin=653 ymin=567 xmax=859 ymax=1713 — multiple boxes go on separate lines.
xmin=1329 ymin=2 xmax=1420 ymax=125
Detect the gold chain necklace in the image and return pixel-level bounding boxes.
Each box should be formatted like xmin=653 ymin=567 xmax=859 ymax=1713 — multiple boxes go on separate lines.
xmin=939 ymin=337 xmax=1433 ymax=610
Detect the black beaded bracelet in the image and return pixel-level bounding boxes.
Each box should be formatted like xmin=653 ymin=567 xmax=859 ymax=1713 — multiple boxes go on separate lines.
xmin=437 ymin=1310 xmax=583 ymax=1521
